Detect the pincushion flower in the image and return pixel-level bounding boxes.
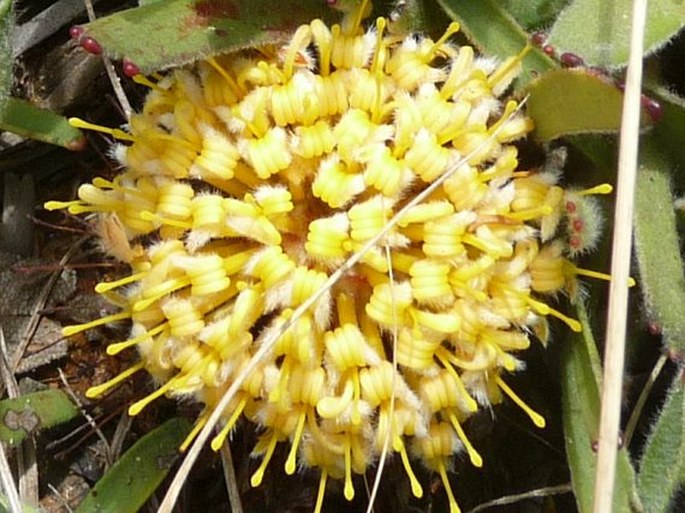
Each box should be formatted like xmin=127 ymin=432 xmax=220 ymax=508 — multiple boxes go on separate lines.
xmin=46 ymin=3 xmax=616 ymax=512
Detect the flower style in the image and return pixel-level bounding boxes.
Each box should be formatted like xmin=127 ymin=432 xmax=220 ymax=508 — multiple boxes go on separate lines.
xmin=46 ymin=3 xmax=616 ymax=512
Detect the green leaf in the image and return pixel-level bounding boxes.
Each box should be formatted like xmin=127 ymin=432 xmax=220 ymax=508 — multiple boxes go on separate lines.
xmin=82 ymin=0 xmax=336 ymax=73
xmin=526 ymin=68 xmax=646 ymax=141
xmin=75 ymin=417 xmax=192 ymax=513
xmin=648 ymin=87 xmax=685 ymax=187
xmin=0 ymin=389 xmax=79 ymax=447
xmin=495 ymin=0 xmax=570 ymax=30
xmin=436 ymin=0 xmax=556 ymax=88
xmin=637 ymin=373 xmax=685 ymax=513
xmin=386 ymin=0 xmax=444 ymax=35
xmin=547 ymin=0 xmax=685 ymax=68
xmin=633 ymin=145 xmax=685 ymax=353
xmin=0 ymin=97 xmax=86 ymax=150
xmin=562 ymin=302 xmax=639 ymax=513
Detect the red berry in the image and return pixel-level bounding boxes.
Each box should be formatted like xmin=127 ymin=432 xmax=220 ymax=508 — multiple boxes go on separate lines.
xmin=122 ymin=59 xmax=141 ymax=78
xmin=647 ymin=321 xmax=661 ymax=336
xmin=565 ymin=201 xmax=577 ymax=214
xmin=560 ymin=52 xmax=585 ymax=68
xmin=641 ymin=95 xmax=664 ymax=123
xmin=543 ymin=44 xmax=555 ymax=57
xmin=69 ymin=25 xmax=84 ymax=40
xmin=530 ymin=31 xmax=546 ymax=46
xmin=572 ymin=219 xmax=584 ymax=232
xmin=81 ymin=36 xmax=103 ymax=55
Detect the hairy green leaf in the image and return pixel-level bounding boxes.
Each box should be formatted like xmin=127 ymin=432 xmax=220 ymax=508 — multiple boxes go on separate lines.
xmin=633 ymin=145 xmax=685 ymax=353
xmin=638 ymin=373 xmax=685 ymax=513
xmin=0 ymin=97 xmax=86 ymax=150
xmin=386 ymin=0 xmax=444 ymax=35
xmin=648 ymin=87 xmax=685 ymax=188
xmin=547 ymin=0 xmax=685 ymax=68
xmin=0 ymin=389 xmax=79 ymax=447
xmin=526 ymin=68 xmax=642 ymax=140
xmin=436 ymin=0 xmax=555 ymax=88
xmin=495 ymin=0 xmax=570 ymax=30
xmin=562 ymin=302 xmax=639 ymax=513
xmin=82 ymin=0 xmax=335 ymax=73
xmin=75 ymin=417 xmax=192 ymax=513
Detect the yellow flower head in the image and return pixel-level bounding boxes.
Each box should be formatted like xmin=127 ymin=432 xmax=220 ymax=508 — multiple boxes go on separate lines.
xmin=46 ymin=2 xmax=616 ymax=512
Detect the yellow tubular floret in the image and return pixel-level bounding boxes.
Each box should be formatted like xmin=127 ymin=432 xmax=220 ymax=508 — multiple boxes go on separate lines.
xmin=46 ymin=6 xmax=616 ymax=512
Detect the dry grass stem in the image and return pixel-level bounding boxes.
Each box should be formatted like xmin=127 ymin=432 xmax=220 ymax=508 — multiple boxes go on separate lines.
xmin=0 ymin=326 xmax=39 ymax=506
xmin=0 ymin=327 xmax=23 ymax=513
xmin=592 ymin=0 xmax=648 ymax=511
xmin=218 ymin=441 xmax=244 ymax=513
xmin=623 ymin=352 xmax=670 ymax=448
xmin=58 ymin=368 xmax=112 ymax=462
xmin=0 ymin=440 xmax=22 ymax=513
xmin=108 ymin=411 xmax=133 ymax=462
xmin=466 ymin=483 xmax=573 ymax=513
xmin=83 ymin=0 xmax=132 ymax=119
xmin=364 ymin=236 xmax=398 ymax=513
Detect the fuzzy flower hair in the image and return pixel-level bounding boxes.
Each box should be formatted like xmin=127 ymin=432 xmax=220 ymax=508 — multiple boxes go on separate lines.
xmin=47 ymin=3 xmax=613 ymax=511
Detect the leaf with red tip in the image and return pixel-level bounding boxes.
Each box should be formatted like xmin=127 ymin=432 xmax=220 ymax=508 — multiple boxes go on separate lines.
xmin=80 ymin=0 xmax=336 ymax=73
xmin=0 ymin=97 xmax=86 ymax=150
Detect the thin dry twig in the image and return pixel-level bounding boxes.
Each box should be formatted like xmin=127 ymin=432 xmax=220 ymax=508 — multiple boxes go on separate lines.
xmin=83 ymin=0 xmax=132 ymax=119
xmin=47 ymin=483 xmax=75 ymax=513
xmin=218 ymin=441 xmax=244 ymax=513
xmin=108 ymin=411 xmax=133 ymax=462
xmin=45 ymin=405 xmax=122 ymax=454
xmin=157 ymin=98 xmax=529 ymax=513
xmin=622 ymin=352 xmax=670 ymax=448
xmin=365 ymin=220 xmax=399 ymax=513
xmin=58 ymin=368 xmax=112 ymax=463
xmin=593 ymin=0 xmax=648 ymax=511
xmin=466 ymin=483 xmax=573 ymax=513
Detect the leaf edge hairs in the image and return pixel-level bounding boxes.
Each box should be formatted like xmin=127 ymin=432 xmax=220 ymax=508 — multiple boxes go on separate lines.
xmin=47 ymin=2 xmax=623 ymax=511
